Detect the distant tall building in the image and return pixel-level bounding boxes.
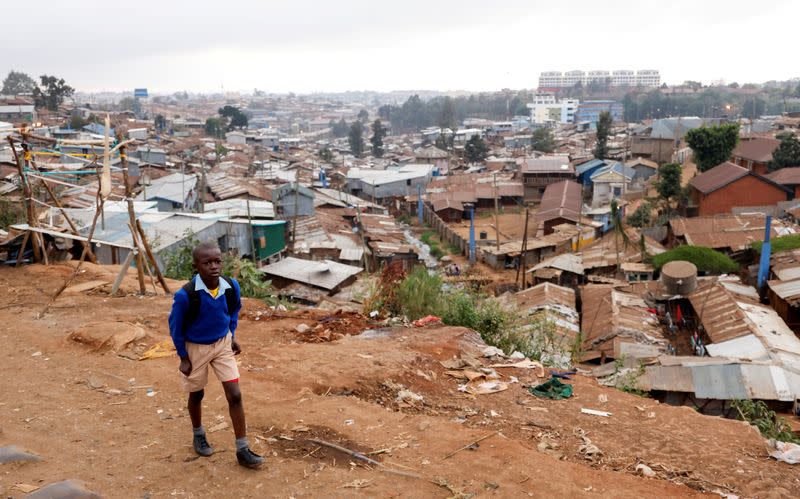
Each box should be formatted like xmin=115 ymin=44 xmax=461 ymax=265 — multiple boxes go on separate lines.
xmin=538 ymin=70 xmax=660 ymax=89
xmin=527 ymin=94 xmax=579 ymax=124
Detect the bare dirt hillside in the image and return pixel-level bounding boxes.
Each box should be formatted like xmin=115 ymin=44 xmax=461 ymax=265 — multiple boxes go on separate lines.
xmin=0 ymin=264 xmax=797 ymax=498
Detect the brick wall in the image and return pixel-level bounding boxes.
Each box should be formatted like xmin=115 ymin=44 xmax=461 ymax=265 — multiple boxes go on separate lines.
xmin=694 ymin=176 xmax=789 ymax=216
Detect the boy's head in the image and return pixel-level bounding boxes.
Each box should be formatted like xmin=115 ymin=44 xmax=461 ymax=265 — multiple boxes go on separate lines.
xmin=192 ymin=241 xmax=222 ymax=283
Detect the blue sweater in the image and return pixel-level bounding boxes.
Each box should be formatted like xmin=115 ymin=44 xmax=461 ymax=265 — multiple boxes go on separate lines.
xmin=168 ymin=276 xmax=241 ymax=358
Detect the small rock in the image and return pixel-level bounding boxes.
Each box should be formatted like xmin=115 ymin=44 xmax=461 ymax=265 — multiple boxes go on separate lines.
xmin=295 ymin=323 xmax=311 ymax=334
xmin=395 ymin=389 xmax=424 ymax=405
xmin=86 ymin=376 xmax=104 ymax=390
xmin=509 ymin=351 xmax=526 ymax=360
xmin=26 ymin=479 xmax=101 ymax=499
xmin=31 ymin=351 xmax=42 ymax=357
xmin=0 ymin=445 xmax=41 ymax=464
xmin=482 ymin=346 xmax=505 ymax=358
xmin=635 ymin=463 xmax=656 ymax=478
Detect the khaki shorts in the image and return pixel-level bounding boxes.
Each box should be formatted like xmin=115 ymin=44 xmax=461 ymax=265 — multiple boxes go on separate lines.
xmin=182 ymin=333 xmax=240 ymax=393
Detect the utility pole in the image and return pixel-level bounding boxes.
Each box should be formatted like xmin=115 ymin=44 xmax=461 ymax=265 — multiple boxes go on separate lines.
xmin=493 ymin=172 xmax=500 ymax=251
xmin=246 ymin=197 xmax=256 ymax=264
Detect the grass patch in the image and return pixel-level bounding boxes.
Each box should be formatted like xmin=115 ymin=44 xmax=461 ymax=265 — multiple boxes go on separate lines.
xmin=652 ymin=245 xmax=738 ymax=274
xmin=420 ymin=230 xmax=445 ymax=258
xmin=752 ymin=234 xmax=800 ymax=254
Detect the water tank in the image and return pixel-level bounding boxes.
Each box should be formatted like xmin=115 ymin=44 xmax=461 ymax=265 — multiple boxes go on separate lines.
xmin=479 ymin=231 xmax=488 ymax=240
xmin=660 ymin=260 xmax=698 ymax=295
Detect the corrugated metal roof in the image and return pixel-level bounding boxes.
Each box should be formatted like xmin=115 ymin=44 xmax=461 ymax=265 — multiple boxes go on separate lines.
xmin=261 ymin=257 xmax=362 ymax=291
xmin=205 ymin=199 xmax=275 ymax=219
xmin=520 ymin=155 xmax=573 ymax=173
xmin=733 ymin=137 xmax=780 ymax=163
xmin=689 ymin=162 xmax=749 ymax=194
xmin=535 ymin=180 xmax=582 ymax=225
xmin=688 ymin=283 xmax=754 ymax=344
xmin=136 ymin=172 xmax=197 ymax=204
xmin=668 ymin=214 xmax=793 ymax=251
xmin=529 ymin=252 xmax=584 ymax=275
xmin=768 ymin=278 xmax=800 ymax=305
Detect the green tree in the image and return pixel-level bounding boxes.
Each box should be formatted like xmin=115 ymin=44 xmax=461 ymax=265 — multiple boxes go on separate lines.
xmin=218 ymin=105 xmax=248 ymax=130
xmin=769 ymin=133 xmax=800 ymax=171
xmin=118 ymin=96 xmax=142 ymax=115
xmin=69 ymin=114 xmax=88 ymax=130
xmin=318 ymin=147 xmax=333 ymax=162
xmin=154 ymin=114 xmax=167 ymax=131
xmin=685 ymin=123 xmax=740 ymax=172
xmin=593 ymin=111 xmax=612 ymax=159
xmin=655 ymin=162 xmax=682 ymax=209
xmin=357 ymin=109 xmax=369 ymax=122
xmin=437 ymin=96 xmax=456 ymax=129
xmin=332 ymin=118 xmax=349 ymax=138
xmin=370 ymin=119 xmax=387 ymax=157
xmin=204 ymin=117 xmax=225 ymax=138
xmin=348 ymin=121 xmax=365 ymax=157
xmin=32 ymin=75 xmax=74 ymax=111
xmin=531 ymin=127 xmax=555 ymax=153
xmin=627 ymin=203 xmax=651 ymax=228
xmin=1 ymin=70 xmax=36 ymax=95
xmin=435 ymin=133 xmax=454 ymax=151
xmin=464 ymin=135 xmax=489 ymax=164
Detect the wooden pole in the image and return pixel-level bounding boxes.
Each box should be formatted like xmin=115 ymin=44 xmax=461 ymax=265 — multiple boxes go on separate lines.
xmin=119 ymin=143 xmax=146 ymax=294
xmin=110 ymin=250 xmax=135 ymax=296
xmin=129 ymin=222 xmax=157 ymax=293
xmin=136 ymin=219 xmax=171 ymax=294
xmin=493 ymin=172 xmax=500 ymax=251
xmin=9 ymin=137 xmax=41 ymax=262
xmin=15 ymin=231 xmax=30 ymax=267
xmin=516 ymin=208 xmax=530 ymax=289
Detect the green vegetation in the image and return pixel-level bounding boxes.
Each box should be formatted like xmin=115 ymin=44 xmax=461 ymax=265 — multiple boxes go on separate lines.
xmin=1 ymin=70 xmax=37 ymax=95
xmin=769 ymin=132 xmax=800 ymax=171
xmin=32 ymin=74 xmax=74 ymax=111
xmin=0 ymin=199 xmax=24 ymax=230
xmin=204 ymin=117 xmax=225 ymax=138
xmin=370 ymin=119 xmax=387 ymax=157
xmin=731 ymin=399 xmax=800 ymax=444
xmin=420 ymin=230 xmax=446 ymax=258
xmin=365 ymin=266 xmax=580 ymax=366
xmin=655 ymin=162 xmax=682 ymax=209
xmin=652 ymin=245 xmax=739 ymax=274
xmin=531 ymin=127 xmax=555 ymax=153
xmin=348 ymin=121 xmax=365 ymax=157
xmin=464 ymin=135 xmax=489 ymax=164
xmin=752 ymin=233 xmax=800 ymax=254
xmin=610 ymin=356 xmax=649 ymax=397
xmin=593 ymin=111 xmax=612 ymax=159
xmin=218 ymin=105 xmax=248 ymax=130
xmin=627 ymin=203 xmax=652 ymax=228
xmin=685 ymin=123 xmax=740 ymax=172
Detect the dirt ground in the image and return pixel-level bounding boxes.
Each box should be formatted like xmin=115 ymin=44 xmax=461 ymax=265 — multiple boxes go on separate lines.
xmin=1 ymin=264 xmax=798 ymax=498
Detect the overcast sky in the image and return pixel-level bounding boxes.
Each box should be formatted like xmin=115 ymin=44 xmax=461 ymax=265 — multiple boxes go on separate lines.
xmin=2 ymin=0 xmax=797 ymax=94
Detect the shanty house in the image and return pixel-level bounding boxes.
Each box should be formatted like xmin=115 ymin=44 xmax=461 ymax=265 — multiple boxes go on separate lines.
xmin=626 ymin=158 xmax=658 ymax=183
xmin=574 ymin=158 xmax=606 ymax=187
xmin=346 ymin=164 xmax=433 ymax=200
xmin=667 ymin=213 xmax=796 ymax=256
xmin=630 ymin=117 xmax=709 ymax=164
xmin=535 ymin=180 xmax=582 ymax=234
xmin=272 ymin=183 xmax=315 ymax=217
xmin=260 ymin=257 xmax=362 ymax=294
xmin=432 ymin=198 xmax=464 ymax=223
xmin=519 ymin=155 xmax=574 ymax=202
xmin=731 ymin=137 xmax=781 ymax=175
xmin=414 ymin=146 xmax=449 ymax=175
xmin=136 ymin=172 xmax=198 ymax=211
xmin=687 ymin=162 xmax=790 ymax=216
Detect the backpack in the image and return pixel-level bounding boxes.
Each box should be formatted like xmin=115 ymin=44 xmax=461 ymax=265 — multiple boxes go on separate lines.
xmin=182 ymin=276 xmax=238 ymax=330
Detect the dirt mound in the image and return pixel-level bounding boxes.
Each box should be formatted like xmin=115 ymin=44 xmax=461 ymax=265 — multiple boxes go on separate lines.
xmin=67 ymin=321 xmax=148 ymax=354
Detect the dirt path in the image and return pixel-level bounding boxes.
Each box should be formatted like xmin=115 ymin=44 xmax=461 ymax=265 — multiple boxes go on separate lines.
xmin=0 ymin=264 xmax=797 ymax=498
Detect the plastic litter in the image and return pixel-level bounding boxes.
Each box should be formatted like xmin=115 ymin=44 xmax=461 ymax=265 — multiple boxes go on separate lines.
xmin=768 ymin=439 xmax=800 ymax=464
xmin=528 ymin=377 xmax=573 ymax=400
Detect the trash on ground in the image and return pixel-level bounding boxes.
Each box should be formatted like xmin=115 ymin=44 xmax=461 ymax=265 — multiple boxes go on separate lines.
xmin=767 ymin=439 xmax=800 ymax=464
xmin=459 ymin=378 xmax=509 ymax=395
xmin=528 ymin=377 xmax=573 ymax=400
xmin=295 ymin=323 xmax=311 ymax=333
xmin=580 ymin=408 xmax=612 ymax=417
xmin=396 ymin=389 xmax=424 ymax=405
xmin=575 ymin=428 xmax=602 ymax=462
xmin=636 ymin=463 xmax=656 ymax=477
xmin=413 ymin=315 xmax=442 ymax=327
xmin=139 ymin=339 xmax=176 ymax=360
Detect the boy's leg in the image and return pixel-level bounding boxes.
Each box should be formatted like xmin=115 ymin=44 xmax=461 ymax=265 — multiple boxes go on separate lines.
xmin=222 ymin=381 xmax=245 ymax=439
xmin=188 ymin=389 xmax=204 ymax=428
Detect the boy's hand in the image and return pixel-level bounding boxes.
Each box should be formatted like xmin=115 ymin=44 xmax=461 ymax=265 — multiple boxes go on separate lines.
xmin=179 ymin=357 xmax=192 ymax=376
xmin=231 ymin=339 xmax=242 ymax=355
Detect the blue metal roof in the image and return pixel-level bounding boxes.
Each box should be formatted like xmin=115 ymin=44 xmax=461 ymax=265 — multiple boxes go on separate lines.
xmin=589 ymin=162 xmax=636 ymax=181
xmin=575 ymin=159 xmax=606 ymax=175
xmin=82 ymin=123 xmax=115 ymax=136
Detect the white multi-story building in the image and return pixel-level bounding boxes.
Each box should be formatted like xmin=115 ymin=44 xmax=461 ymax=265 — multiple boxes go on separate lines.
xmin=527 ymin=94 xmax=579 ymax=124
xmin=538 ymin=69 xmax=661 ymax=88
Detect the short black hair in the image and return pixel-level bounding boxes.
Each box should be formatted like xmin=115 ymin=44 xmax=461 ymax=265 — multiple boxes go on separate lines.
xmin=192 ymin=241 xmax=220 ymax=261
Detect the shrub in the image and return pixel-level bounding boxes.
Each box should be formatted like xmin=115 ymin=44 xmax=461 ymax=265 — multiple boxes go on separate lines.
xmin=396 ymin=266 xmax=443 ymax=320
xmin=752 ymin=234 xmax=800 ymax=254
xmin=731 ymin=399 xmax=799 ymax=444
xmin=627 ymin=203 xmax=652 ymax=228
xmin=652 ymin=245 xmax=738 ymax=274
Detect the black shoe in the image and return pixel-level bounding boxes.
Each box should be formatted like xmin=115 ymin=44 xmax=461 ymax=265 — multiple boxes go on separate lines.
xmin=193 ymin=434 xmax=214 ymax=457
xmin=236 ymin=447 xmax=264 ymax=469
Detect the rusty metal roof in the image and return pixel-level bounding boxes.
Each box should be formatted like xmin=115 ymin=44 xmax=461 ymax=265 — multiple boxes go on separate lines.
xmin=668 ymin=214 xmax=795 ymax=251
xmin=688 ymin=161 xmax=749 ymax=194
xmin=732 ymin=137 xmax=780 ymax=163
xmin=688 ymin=282 xmax=755 ymax=344
xmin=516 ymin=282 xmax=576 ymax=311
xmin=535 ymin=180 xmax=582 ymax=226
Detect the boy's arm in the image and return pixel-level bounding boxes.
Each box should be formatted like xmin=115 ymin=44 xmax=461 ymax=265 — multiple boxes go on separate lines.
xmin=229 ymin=279 xmax=242 ymax=338
xmin=168 ymin=291 xmax=190 ymax=358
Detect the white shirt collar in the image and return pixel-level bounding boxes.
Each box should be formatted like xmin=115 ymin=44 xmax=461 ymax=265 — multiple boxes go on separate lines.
xmin=194 ymin=274 xmax=231 ymax=299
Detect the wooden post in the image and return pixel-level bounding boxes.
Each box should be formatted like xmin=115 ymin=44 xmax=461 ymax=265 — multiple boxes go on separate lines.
xmin=493 ymin=172 xmax=500 ymax=251
xmin=119 ymin=143 xmax=146 ymax=295
xmin=136 ymin=219 xmax=171 ymax=294
xmin=516 ymin=208 xmax=530 ymax=289
xmin=15 ymin=231 xmax=30 ymax=267
xmin=9 ymin=137 xmax=41 ymax=262
xmin=111 ymin=250 xmax=135 ymax=296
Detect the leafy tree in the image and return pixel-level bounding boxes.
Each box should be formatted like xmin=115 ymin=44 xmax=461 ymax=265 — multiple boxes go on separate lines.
xmin=218 ymin=105 xmax=247 ymax=130
xmin=728 ymin=82 xmax=740 ymax=89
xmin=437 ymin=96 xmax=456 ymax=129
xmin=318 ymin=147 xmax=333 ymax=162
xmin=32 ymin=75 xmax=74 ymax=111
xmin=370 ymin=119 xmax=387 ymax=157
xmin=627 ymin=203 xmax=651 ymax=228
xmin=357 ymin=109 xmax=369 ymax=122
xmin=204 ymin=117 xmax=225 ymax=138
xmin=331 ymin=118 xmax=349 ymax=138
xmin=685 ymin=123 xmax=740 ymax=172
xmin=531 ymin=127 xmax=555 ymax=153
xmin=464 ymin=135 xmax=489 ymax=164
xmin=154 ymin=114 xmax=167 ymax=131
xmin=1 ymin=70 xmax=36 ymax=95
xmin=69 ymin=114 xmax=88 ymax=130
xmin=435 ymin=133 xmax=454 ymax=151
xmin=348 ymin=121 xmax=365 ymax=157
xmin=119 ymin=96 xmax=142 ymax=115
xmin=593 ymin=111 xmax=612 ymax=159
xmin=769 ymin=133 xmax=800 ymax=171
xmin=655 ymin=162 xmax=682 ymax=209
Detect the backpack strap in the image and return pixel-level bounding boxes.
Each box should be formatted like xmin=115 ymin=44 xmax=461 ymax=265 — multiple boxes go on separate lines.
xmin=222 ymin=276 xmax=239 ymax=316
xmin=182 ymin=277 xmax=201 ymax=331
